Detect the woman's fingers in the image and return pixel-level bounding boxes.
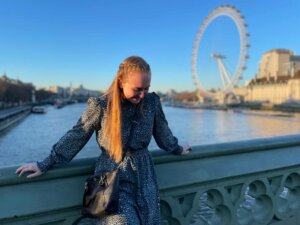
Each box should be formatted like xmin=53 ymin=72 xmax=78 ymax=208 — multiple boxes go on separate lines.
xmin=181 ymin=144 xmax=192 ymax=155
xmin=15 ymin=163 xmax=42 ymax=178
xmin=15 ymin=166 xmax=23 ymax=174
xmin=15 ymin=165 xmax=28 ymax=176
xmin=16 ymin=166 xmax=32 ymax=176
xmin=27 ymin=171 xmax=42 ymax=178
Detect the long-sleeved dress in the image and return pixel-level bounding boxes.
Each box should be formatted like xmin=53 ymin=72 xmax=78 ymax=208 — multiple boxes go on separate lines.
xmin=37 ymin=92 xmax=183 ymax=225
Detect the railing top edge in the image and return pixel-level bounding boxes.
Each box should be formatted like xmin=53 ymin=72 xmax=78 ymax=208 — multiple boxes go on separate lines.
xmin=1 ymin=134 xmax=300 ymax=186
xmin=152 ymin=133 xmax=300 ymax=163
xmin=0 ymin=157 xmax=97 ymax=186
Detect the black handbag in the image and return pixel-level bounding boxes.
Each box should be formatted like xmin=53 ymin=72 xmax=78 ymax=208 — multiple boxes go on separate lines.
xmin=72 ymin=156 xmax=128 ymax=225
xmin=82 ymin=168 xmax=120 ymax=217
xmin=72 ymin=168 xmax=121 ymax=225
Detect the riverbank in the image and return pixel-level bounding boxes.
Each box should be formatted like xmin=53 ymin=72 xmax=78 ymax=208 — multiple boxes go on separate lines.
xmin=239 ymin=102 xmax=300 ymax=111
xmin=0 ymin=106 xmax=32 ymax=133
xmin=164 ymin=101 xmax=300 ymax=113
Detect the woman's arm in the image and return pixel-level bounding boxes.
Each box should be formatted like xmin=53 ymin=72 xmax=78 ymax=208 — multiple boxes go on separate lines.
xmin=152 ymin=93 xmax=191 ymax=155
xmin=16 ymin=97 xmax=102 ymax=177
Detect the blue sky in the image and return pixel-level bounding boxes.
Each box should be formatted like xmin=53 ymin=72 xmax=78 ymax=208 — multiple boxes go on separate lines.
xmin=0 ymin=0 xmax=299 ymax=92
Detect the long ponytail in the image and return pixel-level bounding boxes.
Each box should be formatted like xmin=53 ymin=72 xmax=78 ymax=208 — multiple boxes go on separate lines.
xmin=102 ymin=56 xmax=151 ymax=162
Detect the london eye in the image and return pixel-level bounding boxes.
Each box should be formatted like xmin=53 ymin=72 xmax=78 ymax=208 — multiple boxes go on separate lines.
xmin=191 ymin=5 xmax=250 ymax=102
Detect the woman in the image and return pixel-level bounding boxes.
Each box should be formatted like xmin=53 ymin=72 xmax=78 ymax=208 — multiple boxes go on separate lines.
xmin=16 ymin=56 xmax=191 ymax=224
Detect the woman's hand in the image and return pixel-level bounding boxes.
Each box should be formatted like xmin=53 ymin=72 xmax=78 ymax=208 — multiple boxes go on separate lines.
xmin=181 ymin=144 xmax=192 ymax=155
xmin=15 ymin=162 xmax=43 ymax=178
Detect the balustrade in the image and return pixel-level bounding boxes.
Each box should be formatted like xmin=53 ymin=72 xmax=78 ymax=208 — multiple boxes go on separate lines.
xmin=1 ymin=134 xmax=300 ymax=225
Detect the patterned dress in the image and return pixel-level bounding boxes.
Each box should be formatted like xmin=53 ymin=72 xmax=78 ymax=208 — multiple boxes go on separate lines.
xmin=37 ymin=92 xmax=183 ymax=225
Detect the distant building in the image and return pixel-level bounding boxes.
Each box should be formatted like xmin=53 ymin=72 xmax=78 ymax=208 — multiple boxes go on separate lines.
xmin=0 ymin=74 xmax=34 ymax=104
xmin=246 ymin=49 xmax=300 ymax=104
xmin=47 ymin=84 xmax=102 ymax=98
xmin=0 ymin=74 xmax=33 ymax=86
xmin=71 ymin=84 xmax=102 ymax=97
xmin=48 ymin=85 xmax=66 ymax=96
xmin=234 ymin=86 xmax=248 ymax=98
xmin=257 ymin=49 xmax=300 ymax=79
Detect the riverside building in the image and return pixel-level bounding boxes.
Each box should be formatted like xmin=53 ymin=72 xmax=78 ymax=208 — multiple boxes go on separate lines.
xmin=245 ymin=49 xmax=300 ymax=104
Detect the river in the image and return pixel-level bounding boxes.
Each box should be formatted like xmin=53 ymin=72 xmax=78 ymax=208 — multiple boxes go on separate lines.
xmin=0 ymin=103 xmax=300 ymax=167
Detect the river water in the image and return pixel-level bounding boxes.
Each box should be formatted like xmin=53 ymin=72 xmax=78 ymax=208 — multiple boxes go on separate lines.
xmin=0 ymin=103 xmax=300 ymax=167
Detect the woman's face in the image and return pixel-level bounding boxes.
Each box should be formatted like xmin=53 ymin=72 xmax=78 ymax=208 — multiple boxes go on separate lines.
xmin=120 ymin=71 xmax=151 ymax=104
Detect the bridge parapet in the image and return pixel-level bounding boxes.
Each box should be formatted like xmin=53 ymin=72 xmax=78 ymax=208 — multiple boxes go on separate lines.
xmin=1 ymin=134 xmax=300 ymax=225
xmin=155 ymin=134 xmax=300 ymax=225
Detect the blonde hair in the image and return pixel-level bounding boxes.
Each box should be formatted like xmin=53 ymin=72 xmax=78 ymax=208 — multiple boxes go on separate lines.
xmin=102 ymin=56 xmax=151 ymax=162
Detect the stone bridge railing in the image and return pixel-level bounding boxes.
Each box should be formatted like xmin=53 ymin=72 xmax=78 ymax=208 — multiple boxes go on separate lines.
xmin=1 ymin=134 xmax=300 ymax=225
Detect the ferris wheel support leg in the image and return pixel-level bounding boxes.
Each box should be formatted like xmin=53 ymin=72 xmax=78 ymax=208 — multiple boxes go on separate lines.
xmin=219 ymin=59 xmax=233 ymax=87
xmin=217 ymin=60 xmax=227 ymax=89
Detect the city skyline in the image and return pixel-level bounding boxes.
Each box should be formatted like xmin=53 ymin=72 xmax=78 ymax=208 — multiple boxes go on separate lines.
xmin=0 ymin=0 xmax=300 ymax=92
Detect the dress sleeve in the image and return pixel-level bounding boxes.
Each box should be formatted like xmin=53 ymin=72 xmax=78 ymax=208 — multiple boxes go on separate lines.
xmin=37 ymin=97 xmax=102 ymax=173
xmin=152 ymin=94 xmax=183 ymax=155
